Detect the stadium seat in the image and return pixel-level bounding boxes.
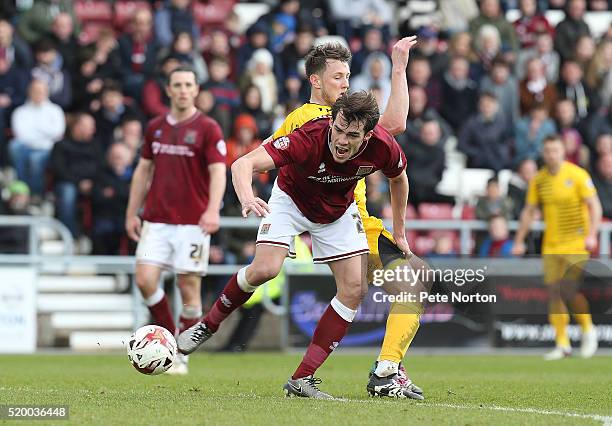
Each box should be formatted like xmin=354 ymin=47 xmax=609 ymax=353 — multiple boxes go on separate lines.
xmin=78 ymin=23 xmax=114 ymax=45
xmin=458 ymin=168 xmax=495 ymax=203
xmin=418 ymin=203 xmax=453 ymax=220
xmin=413 ymin=234 xmax=435 ymax=256
xmin=75 ymin=0 xmax=113 ymax=25
xmin=497 ymin=169 xmax=513 ymax=196
xmin=192 ymin=0 xmax=236 ymax=29
xmin=113 ymin=1 xmax=152 ymax=32
xmin=461 ymin=204 xmax=476 ymax=220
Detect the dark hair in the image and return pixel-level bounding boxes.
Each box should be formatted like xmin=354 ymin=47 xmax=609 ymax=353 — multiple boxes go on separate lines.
xmin=331 ymin=91 xmax=380 ymax=134
xmin=166 ymin=66 xmax=197 ymax=85
xmin=101 ymin=80 xmax=122 ymax=96
xmin=304 ymin=42 xmax=351 ymax=77
xmin=34 ymin=38 xmax=56 ymax=54
xmin=487 ymin=176 xmax=499 ymax=186
xmin=543 ymin=134 xmax=564 ymax=145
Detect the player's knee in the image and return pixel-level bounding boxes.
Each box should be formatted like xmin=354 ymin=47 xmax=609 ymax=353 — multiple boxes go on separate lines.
xmin=246 ymin=262 xmax=282 ymax=285
xmin=338 ymin=279 xmax=367 ymax=305
xmin=135 ymin=269 xmax=157 ymax=294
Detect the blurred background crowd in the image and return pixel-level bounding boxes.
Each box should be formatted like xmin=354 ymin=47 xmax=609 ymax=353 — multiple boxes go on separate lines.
xmin=0 ymin=0 xmax=610 ymax=260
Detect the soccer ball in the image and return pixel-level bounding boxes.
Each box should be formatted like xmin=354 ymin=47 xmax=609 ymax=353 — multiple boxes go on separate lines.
xmin=127 ymin=325 xmax=177 ymax=375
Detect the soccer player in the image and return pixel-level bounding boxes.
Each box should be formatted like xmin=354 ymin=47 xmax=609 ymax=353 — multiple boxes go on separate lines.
xmin=179 ymin=91 xmax=409 ymax=399
xmin=266 ymin=40 xmax=426 ymax=399
xmin=513 ymin=135 xmax=601 ymax=360
xmin=125 ymin=67 xmax=227 ymax=375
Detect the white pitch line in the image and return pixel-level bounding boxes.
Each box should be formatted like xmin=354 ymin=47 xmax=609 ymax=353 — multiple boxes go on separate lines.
xmin=417 ymin=402 xmax=612 ymax=426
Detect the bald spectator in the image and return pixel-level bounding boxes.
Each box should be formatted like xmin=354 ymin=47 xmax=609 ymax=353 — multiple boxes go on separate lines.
xmin=554 ymin=0 xmax=591 ymax=62
xmin=18 ymin=0 xmax=79 ymax=45
xmin=49 ymin=113 xmax=101 ymax=236
xmin=0 ymin=19 xmax=32 ymax=70
xmin=118 ymin=9 xmax=159 ymax=102
xmin=10 ymin=79 xmax=65 ymax=198
xmin=593 ymin=154 xmax=612 ymax=219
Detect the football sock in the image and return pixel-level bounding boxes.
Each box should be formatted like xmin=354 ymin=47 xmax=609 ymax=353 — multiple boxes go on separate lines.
xmin=549 ymin=299 xmax=570 ymax=348
xmin=568 ymin=293 xmax=593 ymax=332
xmin=204 ymin=270 xmax=256 ymax=333
xmin=145 ymin=289 xmax=177 ymax=335
xmin=374 ymin=359 xmax=399 ymax=377
xmin=378 ymin=301 xmax=422 ymax=364
xmin=179 ymin=305 xmax=203 ymax=333
xmin=292 ymin=297 xmax=356 ymax=379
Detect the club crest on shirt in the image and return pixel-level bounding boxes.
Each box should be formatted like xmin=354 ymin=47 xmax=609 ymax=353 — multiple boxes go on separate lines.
xmin=565 ymin=179 xmax=574 ymax=187
xmin=273 ymin=136 xmax=290 ymax=150
xmin=356 ymin=165 xmax=373 ymax=176
xmin=216 ymin=139 xmax=227 ymax=156
xmin=184 ymin=130 xmax=197 ymax=145
xmin=154 ymin=129 xmax=162 ymax=138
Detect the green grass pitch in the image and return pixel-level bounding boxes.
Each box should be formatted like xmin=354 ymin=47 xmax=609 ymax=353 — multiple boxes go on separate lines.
xmin=0 ymin=353 xmax=611 ymax=425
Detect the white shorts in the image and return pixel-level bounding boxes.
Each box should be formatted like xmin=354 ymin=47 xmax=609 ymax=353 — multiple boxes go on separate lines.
xmin=136 ymin=221 xmax=211 ymax=275
xmin=256 ymin=183 xmax=369 ymax=263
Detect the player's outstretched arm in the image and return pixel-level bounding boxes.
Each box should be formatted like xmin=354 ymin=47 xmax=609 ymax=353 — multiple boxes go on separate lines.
xmin=512 ymin=204 xmax=538 ymax=256
xmin=125 ymin=158 xmax=154 ymax=242
xmin=199 ymin=162 xmax=226 ymax=234
xmin=378 ymin=36 xmax=418 ymax=136
xmin=585 ymin=195 xmax=602 ymax=251
xmin=231 ymin=146 xmax=275 ymax=218
xmin=388 ymin=170 xmax=411 ymax=256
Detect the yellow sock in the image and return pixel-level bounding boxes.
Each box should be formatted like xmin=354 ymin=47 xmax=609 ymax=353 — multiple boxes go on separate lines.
xmin=378 ymin=302 xmax=421 ymax=363
xmin=569 ymin=293 xmax=593 ymax=332
xmin=549 ymin=299 xmax=570 ymax=348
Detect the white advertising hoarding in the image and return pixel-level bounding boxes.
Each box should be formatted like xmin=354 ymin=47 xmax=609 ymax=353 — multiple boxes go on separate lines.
xmin=0 ymin=268 xmax=37 ymax=353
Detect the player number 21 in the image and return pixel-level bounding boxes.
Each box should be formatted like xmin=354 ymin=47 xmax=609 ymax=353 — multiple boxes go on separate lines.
xmin=190 ymin=244 xmax=203 ymax=260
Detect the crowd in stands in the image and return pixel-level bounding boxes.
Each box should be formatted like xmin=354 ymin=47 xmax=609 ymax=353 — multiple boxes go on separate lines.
xmin=0 ymin=0 xmax=610 ymax=259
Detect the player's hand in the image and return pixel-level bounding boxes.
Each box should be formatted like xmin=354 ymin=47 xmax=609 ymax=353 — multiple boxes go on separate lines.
xmin=199 ymin=209 xmax=221 ymax=234
xmin=393 ymin=232 xmax=413 ymax=258
xmin=585 ymin=234 xmax=597 ymax=252
xmin=241 ymin=198 xmax=270 ymax=218
xmin=511 ymin=240 xmax=526 ymax=256
xmin=126 ymin=215 xmax=142 ymax=242
xmin=391 ymin=35 xmax=418 ymax=70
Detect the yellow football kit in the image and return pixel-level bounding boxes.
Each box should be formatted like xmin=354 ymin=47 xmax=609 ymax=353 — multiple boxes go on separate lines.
xmin=526 ymin=161 xmax=596 ymax=346
xmin=273 ymin=103 xmax=420 ymax=363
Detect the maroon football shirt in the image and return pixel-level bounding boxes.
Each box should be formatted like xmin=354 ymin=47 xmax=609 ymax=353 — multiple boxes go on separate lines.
xmin=263 ymin=117 xmax=406 ymax=224
xmin=140 ymin=111 xmax=226 ymax=225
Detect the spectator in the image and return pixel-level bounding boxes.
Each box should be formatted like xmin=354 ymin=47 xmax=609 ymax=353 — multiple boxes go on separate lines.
xmin=0 ymin=56 xmax=28 ymax=167
xmin=592 ymin=154 xmax=612 ymax=219
xmin=404 ymin=120 xmax=454 ymax=206
xmin=93 ymin=81 xmax=144 ymax=150
xmin=586 ymin=39 xmax=611 ymax=109
xmin=278 ymin=24 xmax=314 ymax=84
xmin=592 ymin=133 xmax=612 ymax=166
xmin=49 ymin=113 xmax=101 ymax=236
xmin=508 ymin=158 xmax=538 ymax=218
xmin=31 ymin=38 xmax=72 ymax=109
xmin=0 ymin=180 xmax=30 ymax=254
xmin=226 ymin=113 xmax=261 ymax=166
xmin=516 ymin=31 xmax=560 ymax=83
xmin=475 ymin=177 xmax=514 ymax=221
xmin=478 ymin=215 xmax=514 ymax=257
xmin=327 ymin=0 xmax=393 ymax=43
xmin=118 ymin=8 xmax=159 ymax=102
xmin=408 ymin=55 xmax=442 ymax=110
xmin=350 ymin=26 xmax=387 ymax=76
xmin=413 ymin=26 xmax=448 ymax=78
xmin=573 ymin=35 xmax=596 ymax=72
xmin=557 ymin=59 xmax=599 ymax=121
xmin=554 ymin=0 xmax=591 ymax=62
xmin=397 ymin=0 xmax=442 ymax=36
xmin=519 ymin=57 xmax=558 ymax=115
xmin=159 ymin=31 xmax=207 ymax=85
xmin=473 ymin=24 xmax=502 ymax=81
xmin=154 ymin=0 xmax=199 ymax=49
xmin=195 ymin=88 xmax=225 ymax=133
xmin=17 ymin=0 xmax=78 ymax=45
xmin=480 ymin=56 xmax=519 ymax=125
xmin=512 ymin=0 xmax=554 ymax=49
xmin=351 ymin=52 xmax=392 ymax=112
xmin=0 ymin=19 xmax=33 ymax=70
xmin=458 ymin=91 xmax=511 ymax=171
xmin=584 ymin=109 xmax=612 ymax=151
xmin=142 ymin=54 xmax=181 ymax=118
xmin=280 ymin=72 xmax=309 ymax=106
xmin=427 ymin=232 xmax=457 ymax=258
xmin=440 ymin=56 xmax=478 ymax=133
xmin=9 ymin=79 xmax=65 ymax=198
xmin=203 ymin=29 xmax=238 ymax=82
xmin=439 ymin=0 xmax=479 ymax=34
xmin=49 ymin=13 xmax=78 ymax=74
xmin=240 ymin=49 xmax=278 ymax=114
xmin=554 ymin=99 xmax=587 ymax=165
xmin=555 ymin=98 xmax=579 ymax=133
xmin=365 ymin=171 xmax=388 ymax=218
xmin=447 ymin=31 xmax=480 ymax=80
xmin=238 ymin=85 xmax=273 ymax=140
xmin=237 ymin=22 xmax=270 ymax=72
xmin=203 ymin=56 xmax=240 ymax=136
xmin=562 ymin=127 xmax=586 ymax=166
xmin=399 ymin=85 xmax=452 ymax=149
xmin=91 ymin=142 xmax=135 ymax=255
xmin=468 ymin=0 xmax=519 ymax=58
xmin=270 ymin=1 xmax=299 ymax=54
xmin=514 ymin=103 xmax=557 ymax=165
xmin=113 ymin=118 xmax=143 ymax=159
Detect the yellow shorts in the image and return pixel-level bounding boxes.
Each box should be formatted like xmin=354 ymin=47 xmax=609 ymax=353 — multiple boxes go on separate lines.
xmin=364 ymin=215 xmax=401 ymax=282
xmin=542 ymin=253 xmax=589 ymax=285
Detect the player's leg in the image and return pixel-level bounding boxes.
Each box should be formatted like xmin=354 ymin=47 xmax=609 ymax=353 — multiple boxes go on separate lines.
xmin=134 ymin=222 xmax=177 ymax=335
xmin=543 ymin=255 xmax=572 ymax=360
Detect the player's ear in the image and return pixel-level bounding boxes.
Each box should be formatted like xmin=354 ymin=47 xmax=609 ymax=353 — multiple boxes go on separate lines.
xmin=309 ymin=73 xmax=321 ymax=89
xmin=363 ymin=130 xmax=374 ymax=141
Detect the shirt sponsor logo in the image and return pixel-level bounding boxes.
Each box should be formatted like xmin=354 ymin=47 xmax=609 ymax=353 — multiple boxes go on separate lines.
xmin=216 ymin=139 xmax=227 ymax=156
xmin=356 ymin=165 xmax=373 ymax=176
xmin=184 ymin=130 xmax=197 ymax=144
xmin=273 ymin=136 xmax=290 ymax=150
xmin=307 ymin=175 xmax=361 ymax=183
xmin=151 ymin=141 xmax=194 ymax=157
